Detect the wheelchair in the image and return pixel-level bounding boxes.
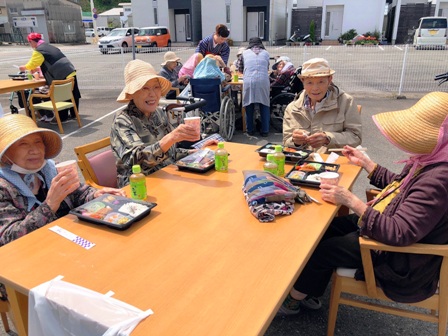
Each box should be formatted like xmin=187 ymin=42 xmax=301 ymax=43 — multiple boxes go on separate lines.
xmin=186 ymin=78 xmax=235 ymax=141
xmin=269 ymin=66 xmax=303 ymax=132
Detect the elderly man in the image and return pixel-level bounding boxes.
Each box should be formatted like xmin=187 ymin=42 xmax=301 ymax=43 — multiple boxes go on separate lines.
xmin=282 ymin=58 xmax=362 ymax=152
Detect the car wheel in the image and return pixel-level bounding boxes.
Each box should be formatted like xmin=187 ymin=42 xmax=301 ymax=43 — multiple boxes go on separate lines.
xmin=167 ymin=41 xmax=171 ymax=50
xmin=121 ymin=42 xmax=128 ymax=53
xmin=100 ymin=50 xmax=107 ymax=54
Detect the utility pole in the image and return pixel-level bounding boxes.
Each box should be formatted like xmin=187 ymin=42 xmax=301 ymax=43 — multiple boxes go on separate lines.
xmin=90 ymin=0 xmax=99 ymax=42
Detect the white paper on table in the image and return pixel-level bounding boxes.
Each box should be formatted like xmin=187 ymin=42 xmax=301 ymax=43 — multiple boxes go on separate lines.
xmin=326 ymin=152 xmax=339 ymax=164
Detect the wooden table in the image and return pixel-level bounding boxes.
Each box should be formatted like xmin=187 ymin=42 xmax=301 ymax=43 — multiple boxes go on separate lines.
xmin=229 ymin=79 xmax=246 ymax=131
xmin=0 ymin=142 xmax=361 ymax=336
xmin=0 ymin=79 xmax=46 ymax=116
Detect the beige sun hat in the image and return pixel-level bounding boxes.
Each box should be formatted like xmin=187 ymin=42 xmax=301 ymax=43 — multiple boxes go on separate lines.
xmin=0 ymin=114 xmax=62 ymax=162
xmin=117 ymin=59 xmax=171 ymax=103
xmin=373 ymin=91 xmax=448 ymax=155
xmin=161 ymin=51 xmax=181 ymax=66
xmin=300 ymin=58 xmax=335 ymax=78
xmin=236 ymin=47 xmax=246 ymax=56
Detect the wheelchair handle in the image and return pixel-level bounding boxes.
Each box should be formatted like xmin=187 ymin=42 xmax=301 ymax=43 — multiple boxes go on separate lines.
xmin=175 ymin=96 xmax=207 ymax=112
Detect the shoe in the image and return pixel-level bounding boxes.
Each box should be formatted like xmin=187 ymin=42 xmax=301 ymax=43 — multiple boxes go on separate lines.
xmin=300 ymin=295 xmax=322 ymax=310
xmin=39 ymin=115 xmax=47 ymax=122
xmin=260 ymin=132 xmax=269 ymax=137
xmin=50 ymin=118 xmax=71 ymax=124
xmin=45 ymin=115 xmax=54 ymax=123
xmin=276 ymin=294 xmax=301 ymax=317
xmin=247 ymin=131 xmax=255 ymax=136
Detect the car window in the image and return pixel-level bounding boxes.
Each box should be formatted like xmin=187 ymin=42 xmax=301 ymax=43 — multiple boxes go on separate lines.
xmin=421 ymin=18 xmax=447 ymax=29
xmin=109 ymin=29 xmax=126 ymax=36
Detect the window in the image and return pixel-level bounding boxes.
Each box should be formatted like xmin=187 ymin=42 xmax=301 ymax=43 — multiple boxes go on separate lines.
xmin=186 ymin=14 xmax=191 ymax=40
xmin=154 ymin=8 xmax=158 ymax=25
xmin=226 ymin=5 xmax=230 ymax=24
xmin=9 ymin=7 xmax=18 ymax=14
xmin=258 ymin=12 xmax=264 ymax=39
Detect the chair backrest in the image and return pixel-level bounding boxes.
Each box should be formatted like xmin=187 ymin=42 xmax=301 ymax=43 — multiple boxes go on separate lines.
xmin=189 ymin=78 xmax=221 ymax=113
xmin=50 ymin=78 xmax=74 ymax=102
xmin=74 ymin=137 xmax=117 ymax=189
xmin=327 ymin=236 xmax=448 ymax=336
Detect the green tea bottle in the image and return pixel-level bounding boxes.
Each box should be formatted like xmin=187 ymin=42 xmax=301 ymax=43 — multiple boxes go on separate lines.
xmin=273 ymin=145 xmax=285 ymax=176
xmin=130 ymin=164 xmax=147 ymax=200
xmin=264 ymin=153 xmax=278 ymax=175
xmin=215 ymin=142 xmax=228 ymax=172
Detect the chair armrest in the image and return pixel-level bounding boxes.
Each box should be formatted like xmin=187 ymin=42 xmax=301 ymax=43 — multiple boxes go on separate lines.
xmin=30 ymin=93 xmax=50 ymax=100
xmin=359 ymin=236 xmax=448 ymax=297
xmin=365 ymin=188 xmax=381 ymax=202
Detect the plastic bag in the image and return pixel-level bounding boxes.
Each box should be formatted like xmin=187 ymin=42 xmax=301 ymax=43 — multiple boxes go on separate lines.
xmin=28 ymin=277 xmax=153 ymax=336
xmin=178 ymin=53 xmax=203 ymax=79
xmin=193 ymin=56 xmax=225 ymax=81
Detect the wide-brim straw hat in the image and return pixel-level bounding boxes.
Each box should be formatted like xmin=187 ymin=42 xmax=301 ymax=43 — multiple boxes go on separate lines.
xmin=0 ymin=114 xmax=62 ymax=161
xmin=161 ymin=51 xmax=181 ymax=66
xmin=300 ymin=58 xmax=335 ymax=78
xmin=272 ymin=56 xmax=291 ymax=70
xmin=373 ymin=91 xmax=448 ymax=155
xmin=117 ymin=59 xmax=171 ymax=103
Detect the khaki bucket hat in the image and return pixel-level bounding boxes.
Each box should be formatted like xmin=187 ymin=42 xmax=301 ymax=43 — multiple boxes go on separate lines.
xmin=117 ymin=59 xmax=171 ymax=102
xmin=300 ymin=58 xmax=335 ymax=78
xmin=161 ymin=51 xmax=181 ymax=66
xmin=0 ymin=114 xmax=62 ymax=161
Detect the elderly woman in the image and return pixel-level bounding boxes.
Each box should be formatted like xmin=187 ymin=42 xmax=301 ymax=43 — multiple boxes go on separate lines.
xmin=0 ymin=114 xmax=124 ymax=297
xmin=111 ymin=59 xmax=201 ymax=188
xmin=159 ymin=51 xmax=189 ymax=99
xmin=278 ymin=91 xmax=448 ymax=316
xmin=238 ymin=37 xmax=271 ymax=137
xmin=282 ymin=58 xmax=362 ymax=152
xmin=270 ymin=56 xmax=296 ymax=97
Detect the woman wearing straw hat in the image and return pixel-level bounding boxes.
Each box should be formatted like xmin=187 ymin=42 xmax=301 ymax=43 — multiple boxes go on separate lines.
xmin=282 ymin=57 xmax=362 ymax=152
xmin=277 ymin=91 xmax=448 ymax=316
xmin=159 ymin=51 xmax=189 ymax=99
xmin=111 ymin=59 xmax=202 ymax=188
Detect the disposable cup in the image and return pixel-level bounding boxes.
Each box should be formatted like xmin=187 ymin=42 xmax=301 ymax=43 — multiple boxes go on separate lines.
xmin=184 ymin=116 xmax=201 ymax=140
xmin=55 ymin=160 xmax=80 ymax=187
xmin=319 ymin=172 xmax=340 ymax=185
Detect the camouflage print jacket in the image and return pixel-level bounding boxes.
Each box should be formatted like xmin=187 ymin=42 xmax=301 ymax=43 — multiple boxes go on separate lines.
xmin=110 ymin=100 xmax=189 ymax=188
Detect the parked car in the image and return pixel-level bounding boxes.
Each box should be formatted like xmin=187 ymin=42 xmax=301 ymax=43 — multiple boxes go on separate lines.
xmin=98 ymin=27 xmax=140 ymax=54
xmin=134 ymin=26 xmax=171 ymax=52
xmin=413 ymin=16 xmax=448 ymax=49
xmin=97 ymin=27 xmax=112 ymax=37
xmin=85 ymin=28 xmax=95 ymax=37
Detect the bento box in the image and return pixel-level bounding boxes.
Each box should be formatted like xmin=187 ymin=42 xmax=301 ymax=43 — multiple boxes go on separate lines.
xmin=255 ymin=143 xmax=311 ymax=162
xmin=285 ymin=160 xmax=340 ymax=188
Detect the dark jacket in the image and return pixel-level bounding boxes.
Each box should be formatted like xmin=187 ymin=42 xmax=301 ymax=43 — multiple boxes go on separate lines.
xmin=358 ymin=162 xmax=448 ymax=302
xmin=36 ymin=43 xmax=76 ymax=84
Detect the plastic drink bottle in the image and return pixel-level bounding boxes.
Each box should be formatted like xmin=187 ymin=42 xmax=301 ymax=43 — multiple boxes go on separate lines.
xmin=273 ymin=145 xmax=285 ymax=176
xmin=130 ymin=164 xmax=147 ymax=200
xmin=264 ymin=153 xmax=278 ymax=175
xmin=26 ymin=70 xmax=33 ymax=80
xmin=215 ymin=142 xmax=228 ymax=172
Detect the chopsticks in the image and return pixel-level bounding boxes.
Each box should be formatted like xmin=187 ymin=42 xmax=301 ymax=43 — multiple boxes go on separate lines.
xmin=330 ymin=147 xmax=367 ymax=152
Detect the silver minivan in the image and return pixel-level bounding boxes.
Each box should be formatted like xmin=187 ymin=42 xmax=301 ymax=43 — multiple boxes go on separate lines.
xmin=413 ymin=16 xmax=447 ymax=49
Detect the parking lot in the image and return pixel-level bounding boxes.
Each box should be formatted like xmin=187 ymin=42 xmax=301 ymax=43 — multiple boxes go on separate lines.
xmin=0 ymin=42 xmax=444 ymax=336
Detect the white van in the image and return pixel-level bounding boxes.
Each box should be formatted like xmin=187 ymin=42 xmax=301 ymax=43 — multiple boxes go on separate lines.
xmin=413 ymin=16 xmax=447 ymax=49
xmin=97 ymin=27 xmax=112 ymax=37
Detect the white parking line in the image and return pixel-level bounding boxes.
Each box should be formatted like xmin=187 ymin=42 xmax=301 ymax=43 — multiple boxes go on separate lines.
xmin=326 ymin=46 xmax=332 ymax=51
xmin=378 ymin=45 xmax=384 ymax=51
xmin=394 ymin=45 xmax=403 ymax=51
xmin=60 ymin=105 xmax=126 ymax=140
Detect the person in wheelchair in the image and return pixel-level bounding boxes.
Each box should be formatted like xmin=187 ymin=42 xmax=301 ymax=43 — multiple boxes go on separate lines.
xmin=270 ymin=56 xmax=296 ymax=98
xmin=159 ymin=51 xmax=189 ymax=100
xmin=282 ymin=58 xmax=362 ymax=152
xmin=111 ymin=60 xmax=203 ymax=188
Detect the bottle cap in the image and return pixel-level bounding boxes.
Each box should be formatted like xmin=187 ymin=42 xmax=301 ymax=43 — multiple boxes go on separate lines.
xmin=266 ymin=154 xmax=274 ymax=161
xmin=218 ymin=142 xmax=224 ymax=149
xmin=132 ymin=164 xmax=141 ymax=174
xmin=275 ymin=145 xmax=282 ymax=152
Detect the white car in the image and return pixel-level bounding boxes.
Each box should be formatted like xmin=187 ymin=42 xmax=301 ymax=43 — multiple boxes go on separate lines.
xmin=85 ymin=28 xmax=95 ymax=37
xmin=98 ymin=27 xmax=139 ymax=54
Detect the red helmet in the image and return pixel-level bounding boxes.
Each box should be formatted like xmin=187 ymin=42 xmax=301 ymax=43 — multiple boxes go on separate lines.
xmin=27 ymin=32 xmax=42 ymax=42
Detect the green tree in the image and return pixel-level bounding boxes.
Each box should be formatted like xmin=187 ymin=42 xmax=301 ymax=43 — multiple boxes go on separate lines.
xmin=309 ymin=20 xmax=316 ymax=43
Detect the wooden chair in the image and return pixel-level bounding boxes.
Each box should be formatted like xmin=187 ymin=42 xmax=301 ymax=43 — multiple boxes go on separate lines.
xmin=73 ymin=137 xmax=117 ymax=189
xmin=0 ymin=299 xmax=10 ymax=332
xmin=327 ymin=237 xmax=448 ymax=336
xmin=29 ymin=78 xmax=82 ymax=134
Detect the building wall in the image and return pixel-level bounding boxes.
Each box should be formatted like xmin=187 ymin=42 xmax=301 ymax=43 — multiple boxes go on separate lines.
xmin=290 ymin=7 xmax=322 ymax=39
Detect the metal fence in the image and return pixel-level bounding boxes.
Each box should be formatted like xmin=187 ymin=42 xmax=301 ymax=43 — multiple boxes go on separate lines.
xmin=2 ymin=44 xmax=448 ymax=95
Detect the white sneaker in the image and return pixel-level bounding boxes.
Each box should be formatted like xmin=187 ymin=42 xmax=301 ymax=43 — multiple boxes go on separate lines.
xmin=39 ymin=115 xmax=47 ymax=122
xmin=45 ymin=115 xmax=55 ymax=122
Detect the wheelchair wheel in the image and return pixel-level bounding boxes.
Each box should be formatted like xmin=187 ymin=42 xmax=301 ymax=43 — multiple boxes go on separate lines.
xmin=219 ymin=96 xmax=235 ymax=141
xmin=270 ymin=92 xmax=295 ymax=132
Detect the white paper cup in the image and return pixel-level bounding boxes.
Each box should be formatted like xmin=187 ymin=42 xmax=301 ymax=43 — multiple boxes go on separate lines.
xmin=184 ymin=116 xmax=201 ymax=140
xmin=319 ymin=172 xmax=340 ymax=185
xmin=55 ymin=160 xmax=80 ymax=187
